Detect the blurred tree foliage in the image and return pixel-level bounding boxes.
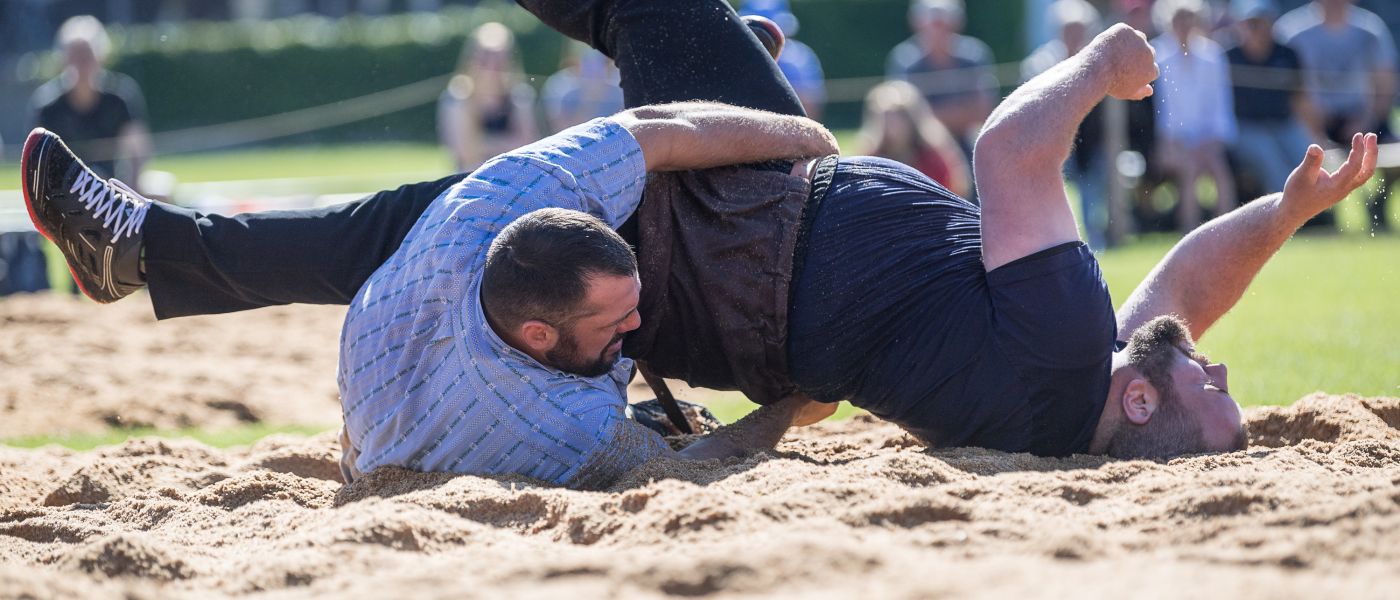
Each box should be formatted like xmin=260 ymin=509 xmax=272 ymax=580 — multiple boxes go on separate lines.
xmin=24 ymin=0 xmax=1024 ymax=144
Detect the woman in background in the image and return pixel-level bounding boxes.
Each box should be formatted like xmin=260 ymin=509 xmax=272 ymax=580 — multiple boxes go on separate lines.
xmin=438 ymin=22 xmax=540 ymax=172
xmin=855 ymin=80 xmax=971 ymax=198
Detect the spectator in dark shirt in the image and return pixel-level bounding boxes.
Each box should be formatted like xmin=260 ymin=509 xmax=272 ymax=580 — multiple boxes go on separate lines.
xmin=886 ymin=0 xmax=998 ymax=156
xmin=437 ymin=22 xmax=541 ymax=172
xmin=29 ymin=15 xmax=151 ymax=187
xmin=1226 ymin=0 xmax=1315 ymax=196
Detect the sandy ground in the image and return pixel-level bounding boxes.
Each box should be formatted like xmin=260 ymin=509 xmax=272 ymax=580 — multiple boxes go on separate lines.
xmin=2 ymin=295 xmax=1399 ymax=598
xmin=0 ymin=294 xmax=345 ymax=437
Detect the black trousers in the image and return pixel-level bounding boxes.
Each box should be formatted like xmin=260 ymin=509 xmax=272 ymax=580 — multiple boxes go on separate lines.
xmin=145 ymin=0 xmax=803 ymax=319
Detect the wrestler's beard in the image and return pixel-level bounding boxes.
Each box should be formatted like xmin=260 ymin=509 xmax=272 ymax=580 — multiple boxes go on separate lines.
xmin=546 ymin=329 xmax=624 ymax=378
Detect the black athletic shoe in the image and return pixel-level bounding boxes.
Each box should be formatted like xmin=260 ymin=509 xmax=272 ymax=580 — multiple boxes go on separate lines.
xmin=743 ymin=15 xmax=785 ymax=61
xmin=22 ymin=128 xmax=148 ymax=303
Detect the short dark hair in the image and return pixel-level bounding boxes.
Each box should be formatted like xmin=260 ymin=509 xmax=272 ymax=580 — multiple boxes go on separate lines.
xmin=1125 ymin=315 xmax=1191 ymax=397
xmin=480 ymin=208 xmax=637 ymax=333
xmin=1106 ymin=315 xmax=1205 ymax=459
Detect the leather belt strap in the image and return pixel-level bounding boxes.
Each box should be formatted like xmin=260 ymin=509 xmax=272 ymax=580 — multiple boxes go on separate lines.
xmin=638 ymin=362 xmax=693 ymax=435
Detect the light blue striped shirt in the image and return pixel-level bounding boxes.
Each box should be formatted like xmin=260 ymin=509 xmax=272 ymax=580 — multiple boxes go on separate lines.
xmin=338 ymin=118 xmax=672 ymax=488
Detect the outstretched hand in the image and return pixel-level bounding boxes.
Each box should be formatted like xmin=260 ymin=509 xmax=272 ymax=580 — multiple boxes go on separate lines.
xmin=1096 ymin=24 xmax=1157 ymax=101
xmin=1282 ymin=133 xmax=1379 ymax=219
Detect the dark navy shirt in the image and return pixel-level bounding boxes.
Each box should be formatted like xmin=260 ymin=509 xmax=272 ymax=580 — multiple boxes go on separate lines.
xmin=1226 ymin=42 xmax=1303 ymax=123
xmin=30 ymin=72 xmax=146 ymax=180
xmin=788 ymin=157 xmax=1115 ymax=456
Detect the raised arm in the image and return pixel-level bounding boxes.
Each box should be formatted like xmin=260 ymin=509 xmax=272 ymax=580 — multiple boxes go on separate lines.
xmin=1116 ymin=133 xmax=1379 ymax=341
xmin=613 ymin=102 xmax=839 ymax=172
xmin=973 ymin=25 xmax=1157 ymax=270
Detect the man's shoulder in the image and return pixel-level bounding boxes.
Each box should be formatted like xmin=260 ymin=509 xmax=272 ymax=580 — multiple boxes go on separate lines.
xmin=28 ymin=78 xmax=67 ymax=113
xmin=886 ymin=37 xmax=924 ymax=75
xmin=1346 ymin=6 xmax=1393 ymax=39
xmin=1184 ymin=35 xmax=1226 ymax=59
xmin=98 ymin=72 xmax=143 ymax=99
xmin=463 ymin=118 xmax=636 ymax=185
xmin=1275 ymin=4 xmax=1322 ymax=41
xmin=1150 ymin=34 xmax=1179 ymax=57
xmin=952 ymin=34 xmax=994 ymax=63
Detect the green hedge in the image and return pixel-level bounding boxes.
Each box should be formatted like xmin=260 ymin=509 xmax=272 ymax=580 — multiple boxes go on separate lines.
xmin=27 ymin=0 xmax=1024 ymax=144
xmin=105 ymin=3 xmax=564 ymax=144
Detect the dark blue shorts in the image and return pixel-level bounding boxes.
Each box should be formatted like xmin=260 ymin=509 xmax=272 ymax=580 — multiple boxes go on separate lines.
xmin=786 ymin=156 xmax=1115 ymax=455
xmin=788 ymin=156 xmax=984 ymax=405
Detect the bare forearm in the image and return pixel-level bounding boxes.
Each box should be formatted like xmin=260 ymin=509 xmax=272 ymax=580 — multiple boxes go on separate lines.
xmin=619 ymin=102 xmax=838 ymax=172
xmin=977 ymin=47 xmax=1109 ymax=172
xmin=973 ymin=26 xmax=1153 ymax=269
xmin=1119 ymin=134 xmax=1379 ymax=340
xmin=1119 ymin=194 xmax=1298 ymax=340
xmin=678 ymin=396 xmax=803 ymax=460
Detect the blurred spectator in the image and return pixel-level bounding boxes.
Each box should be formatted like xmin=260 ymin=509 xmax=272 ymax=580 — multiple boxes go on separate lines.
xmin=29 ymin=15 xmax=151 ymax=188
xmin=437 ymin=22 xmax=540 ymax=172
xmin=886 ymin=0 xmax=997 ymax=155
xmin=541 ymin=43 xmax=624 ymax=133
xmin=855 ymin=81 xmax=971 ymax=198
xmin=741 ymin=0 xmax=827 ymax=120
xmin=1152 ymin=0 xmax=1238 ymax=232
xmin=1277 ymin=0 xmax=1396 ymax=231
xmin=1225 ymin=0 xmax=1314 ymax=196
xmin=1022 ymin=0 xmax=1109 ymax=248
xmin=1112 ymin=0 xmax=1177 ymax=233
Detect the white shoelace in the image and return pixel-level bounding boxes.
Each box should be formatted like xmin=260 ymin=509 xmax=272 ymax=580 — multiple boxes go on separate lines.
xmin=68 ymin=169 xmax=151 ymax=243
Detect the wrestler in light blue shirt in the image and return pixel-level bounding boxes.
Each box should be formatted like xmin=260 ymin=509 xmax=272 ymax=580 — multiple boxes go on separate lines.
xmin=338 ymin=117 xmax=670 ymax=488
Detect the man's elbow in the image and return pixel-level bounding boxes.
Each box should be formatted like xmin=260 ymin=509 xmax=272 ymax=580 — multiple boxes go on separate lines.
xmin=972 ymin=121 xmax=1018 ymax=172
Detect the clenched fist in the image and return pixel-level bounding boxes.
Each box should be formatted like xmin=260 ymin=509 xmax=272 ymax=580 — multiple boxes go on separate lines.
xmin=1092 ymin=24 xmax=1158 ymax=101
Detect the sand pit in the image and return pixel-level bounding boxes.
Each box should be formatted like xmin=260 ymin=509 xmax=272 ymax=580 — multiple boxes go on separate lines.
xmin=3 ymin=294 xmax=1399 ymax=597
xmin=0 ymin=294 xmax=345 ymax=437
xmin=1 ymin=395 xmax=1398 ymax=599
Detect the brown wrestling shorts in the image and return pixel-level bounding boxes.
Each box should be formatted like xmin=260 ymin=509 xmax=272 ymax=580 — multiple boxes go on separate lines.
xmin=622 ymin=156 xmax=838 ymax=406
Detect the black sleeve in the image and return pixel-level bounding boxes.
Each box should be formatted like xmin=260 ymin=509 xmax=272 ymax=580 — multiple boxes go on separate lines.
xmin=110 ymin=73 xmax=148 ymax=125
xmin=985 ymin=241 xmax=1118 ymax=370
xmin=1280 ymin=45 xmax=1304 ymax=95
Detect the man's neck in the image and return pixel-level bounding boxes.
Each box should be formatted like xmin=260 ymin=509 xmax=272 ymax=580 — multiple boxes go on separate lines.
xmin=1321 ymin=5 xmax=1348 ymax=27
xmin=1088 ymin=353 xmax=1131 ymax=454
xmin=919 ymin=33 xmax=954 ymax=63
xmin=1242 ymin=37 xmax=1273 ymax=60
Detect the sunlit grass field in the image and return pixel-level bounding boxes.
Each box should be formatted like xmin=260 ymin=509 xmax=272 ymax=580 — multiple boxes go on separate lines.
xmin=2 ymin=141 xmax=1397 ymax=446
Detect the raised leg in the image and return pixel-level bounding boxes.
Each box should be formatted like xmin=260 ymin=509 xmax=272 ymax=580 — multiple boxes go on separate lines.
xmin=143 ymin=173 xmax=467 ymax=318
xmin=517 ymin=0 xmax=805 ymax=116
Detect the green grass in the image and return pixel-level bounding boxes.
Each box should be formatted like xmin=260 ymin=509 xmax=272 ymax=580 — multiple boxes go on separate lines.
xmin=0 ymin=424 xmax=333 ymax=451
xmin=0 ymin=143 xmax=451 ymax=191
xmin=1098 ymin=234 xmax=1400 ymax=406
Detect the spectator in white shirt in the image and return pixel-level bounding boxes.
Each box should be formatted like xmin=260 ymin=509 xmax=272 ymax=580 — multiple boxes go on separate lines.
xmin=1151 ymin=0 xmax=1238 ymax=232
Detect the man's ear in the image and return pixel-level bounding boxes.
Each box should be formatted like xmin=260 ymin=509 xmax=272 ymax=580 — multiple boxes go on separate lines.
xmin=516 ymin=320 xmax=559 ymax=354
xmin=1120 ymin=377 xmax=1161 ymax=425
